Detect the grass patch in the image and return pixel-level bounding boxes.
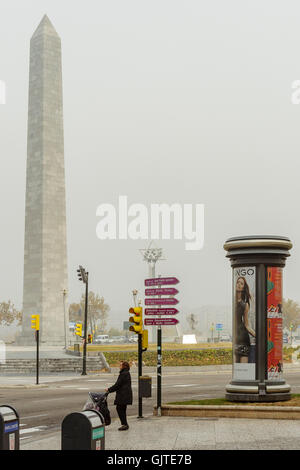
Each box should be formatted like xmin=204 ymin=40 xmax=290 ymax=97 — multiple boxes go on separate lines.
xmin=169 ymin=398 xmax=229 ymax=406
xmin=71 ymin=344 xmax=298 ymax=367
xmin=168 ymin=394 xmax=300 ymax=407
xmin=102 ymin=348 xmax=232 ymax=367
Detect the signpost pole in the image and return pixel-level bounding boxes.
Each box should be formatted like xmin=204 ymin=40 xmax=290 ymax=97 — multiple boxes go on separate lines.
xmin=157 ymin=326 xmax=162 ymax=416
xmin=82 ymin=272 xmax=88 ymax=376
xmin=157 ymin=275 xmax=162 ymax=417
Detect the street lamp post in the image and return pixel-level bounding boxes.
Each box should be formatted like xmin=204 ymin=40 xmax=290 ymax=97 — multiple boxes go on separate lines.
xmin=77 ymin=265 xmax=89 ymax=376
xmin=63 ymin=289 xmax=68 ymax=350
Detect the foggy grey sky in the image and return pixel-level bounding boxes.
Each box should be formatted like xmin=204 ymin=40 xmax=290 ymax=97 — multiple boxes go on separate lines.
xmin=1 ymin=1 xmax=300 ymax=328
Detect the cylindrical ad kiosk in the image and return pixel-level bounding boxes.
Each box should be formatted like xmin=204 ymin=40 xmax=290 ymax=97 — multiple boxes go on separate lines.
xmin=224 ymin=236 xmax=293 ymax=402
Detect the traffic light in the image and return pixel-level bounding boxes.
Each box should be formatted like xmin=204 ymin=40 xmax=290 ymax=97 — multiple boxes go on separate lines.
xmin=88 ymin=334 xmax=92 ymax=344
xmin=31 ymin=314 xmax=40 ymax=331
xmin=129 ymin=307 xmax=143 ymax=334
xmin=75 ymin=323 xmax=83 ymax=337
xmin=77 ymin=265 xmax=87 ymax=284
xmin=142 ymin=329 xmax=148 ymax=349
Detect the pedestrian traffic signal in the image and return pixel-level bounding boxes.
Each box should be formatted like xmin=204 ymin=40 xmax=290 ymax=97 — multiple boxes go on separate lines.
xmin=129 ymin=307 xmax=143 ymax=334
xmin=31 ymin=314 xmax=40 ymax=331
xmin=75 ymin=323 xmax=83 ymax=337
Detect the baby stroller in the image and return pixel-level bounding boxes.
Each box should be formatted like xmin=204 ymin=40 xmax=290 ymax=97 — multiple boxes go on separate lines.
xmin=83 ymin=392 xmax=111 ymax=426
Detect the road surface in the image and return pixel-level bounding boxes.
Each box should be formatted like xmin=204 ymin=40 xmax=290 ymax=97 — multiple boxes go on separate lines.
xmin=1 ymin=367 xmax=300 ymax=445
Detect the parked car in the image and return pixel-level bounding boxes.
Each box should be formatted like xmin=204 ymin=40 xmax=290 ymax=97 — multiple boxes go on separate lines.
xmin=108 ymin=336 xmax=125 ymax=343
xmin=220 ymin=334 xmax=231 ymax=342
xmin=128 ymin=336 xmax=138 ymax=343
xmin=93 ymin=335 xmax=109 ymax=344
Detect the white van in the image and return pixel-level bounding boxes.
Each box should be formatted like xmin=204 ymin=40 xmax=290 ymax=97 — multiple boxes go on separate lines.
xmin=94 ymin=335 xmax=109 ymax=344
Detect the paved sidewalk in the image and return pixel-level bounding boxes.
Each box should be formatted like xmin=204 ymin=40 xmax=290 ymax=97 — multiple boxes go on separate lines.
xmin=21 ymin=414 xmax=300 ymax=450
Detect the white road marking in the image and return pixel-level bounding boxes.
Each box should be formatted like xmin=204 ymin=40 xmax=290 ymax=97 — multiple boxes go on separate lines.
xmin=20 ymin=426 xmax=47 ymax=435
xmin=186 ymin=394 xmax=215 ymax=398
xmin=87 ymin=379 xmax=108 ymax=382
xmin=20 ymin=413 xmax=48 ymax=420
xmin=34 ymin=397 xmax=66 ymax=402
xmin=60 ymin=386 xmax=91 ymax=390
xmin=172 ymin=384 xmax=199 ymax=387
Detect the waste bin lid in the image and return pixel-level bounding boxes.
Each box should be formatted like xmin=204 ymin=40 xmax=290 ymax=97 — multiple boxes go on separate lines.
xmin=0 ymin=406 xmax=18 ymax=422
xmin=80 ymin=410 xmax=103 ymax=428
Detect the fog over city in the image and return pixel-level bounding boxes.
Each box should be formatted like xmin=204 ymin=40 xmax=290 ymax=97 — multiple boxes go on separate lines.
xmin=1 ymin=1 xmax=300 ymax=333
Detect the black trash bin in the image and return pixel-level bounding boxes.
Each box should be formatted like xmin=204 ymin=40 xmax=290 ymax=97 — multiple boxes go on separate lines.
xmin=61 ymin=409 xmax=105 ymax=450
xmin=139 ymin=376 xmax=152 ymax=398
xmin=0 ymin=405 xmax=20 ymax=450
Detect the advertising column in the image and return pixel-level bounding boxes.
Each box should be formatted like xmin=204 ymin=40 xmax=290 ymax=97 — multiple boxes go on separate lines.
xmin=224 ymin=235 xmax=292 ymax=402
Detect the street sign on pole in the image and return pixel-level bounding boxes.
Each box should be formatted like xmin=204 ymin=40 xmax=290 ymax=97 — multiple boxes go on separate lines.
xmin=145 ymin=298 xmax=179 ymax=306
xmin=145 ymin=277 xmax=179 ymax=286
xmin=144 ymin=273 xmax=180 ymax=420
xmin=145 ymin=288 xmax=179 ymax=296
xmin=144 ymin=318 xmax=179 ymax=326
xmin=145 ymin=308 xmax=179 ymax=316
xmin=216 ymin=323 xmax=223 ymax=331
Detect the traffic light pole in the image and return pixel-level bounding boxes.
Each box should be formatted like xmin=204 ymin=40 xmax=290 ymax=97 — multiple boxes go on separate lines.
xmin=82 ymin=272 xmax=89 ymax=376
xmin=36 ymin=329 xmax=39 ymax=385
xmin=138 ymin=333 xmax=143 ymax=418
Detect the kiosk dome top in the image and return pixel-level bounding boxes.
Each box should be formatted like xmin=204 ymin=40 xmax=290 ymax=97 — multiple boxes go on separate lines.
xmin=224 ymin=236 xmax=293 ymax=251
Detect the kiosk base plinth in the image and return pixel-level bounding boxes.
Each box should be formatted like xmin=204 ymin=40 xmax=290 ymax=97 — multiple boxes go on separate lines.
xmin=226 ymin=392 xmax=291 ymax=403
xmin=226 ymin=381 xmax=291 ymax=402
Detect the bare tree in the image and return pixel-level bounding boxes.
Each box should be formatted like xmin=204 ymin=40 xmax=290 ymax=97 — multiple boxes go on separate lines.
xmin=0 ymin=301 xmax=22 ymax=326
xmin=80 ymin=291 xmax=110 ymax=334
xmin=283 ymin=298 xmax=300 ymax=330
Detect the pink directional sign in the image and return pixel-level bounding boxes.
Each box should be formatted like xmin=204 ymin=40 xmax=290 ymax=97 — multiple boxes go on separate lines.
xmin=145 ymin=308 xmax=179 ymax=316
xmin=145 ymin=298 xmax=179 ymax=306
xmin=145 ymin=277 xmax=179 ymax=287
xmin=145 ymin=288 xmax=179 ymax=296
xmin=145 ymin=318 xmax=179 ymax=326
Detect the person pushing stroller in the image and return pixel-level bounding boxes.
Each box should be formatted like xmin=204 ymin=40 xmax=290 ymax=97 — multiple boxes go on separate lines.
xmin=105 ymin=361 xmax=132 ymax=431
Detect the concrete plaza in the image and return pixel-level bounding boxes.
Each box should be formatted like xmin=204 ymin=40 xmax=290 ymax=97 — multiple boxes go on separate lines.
xmin=21 ymin=414 xmax=300 ymax=450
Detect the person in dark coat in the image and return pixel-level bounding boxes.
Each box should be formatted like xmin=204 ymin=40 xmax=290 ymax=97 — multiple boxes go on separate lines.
xmin=105 ymin=361 xmax=133 ymax=431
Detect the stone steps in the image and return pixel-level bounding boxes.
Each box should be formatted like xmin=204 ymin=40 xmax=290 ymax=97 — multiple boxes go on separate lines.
xmin=0 ymin=356 xmax=109 ymax=374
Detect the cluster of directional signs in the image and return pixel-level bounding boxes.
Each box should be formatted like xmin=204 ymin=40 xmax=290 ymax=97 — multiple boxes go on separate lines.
xmin=144 ymin=277 xmax=179 ymax=326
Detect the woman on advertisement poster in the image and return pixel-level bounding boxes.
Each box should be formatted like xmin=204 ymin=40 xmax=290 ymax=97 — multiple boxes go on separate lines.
xmin=235 ymin=277 xmax=256 ymax=363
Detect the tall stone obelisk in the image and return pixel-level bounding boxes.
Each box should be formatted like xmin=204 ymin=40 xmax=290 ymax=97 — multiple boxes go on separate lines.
xmin=21 ymin=15 xmax=68 ymax=345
